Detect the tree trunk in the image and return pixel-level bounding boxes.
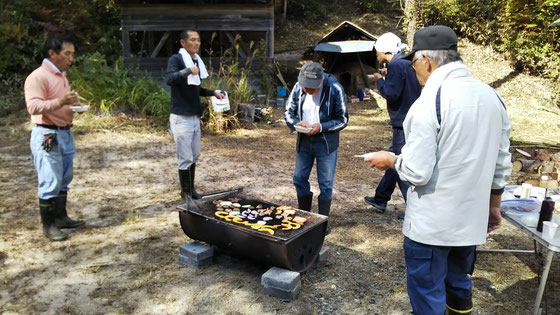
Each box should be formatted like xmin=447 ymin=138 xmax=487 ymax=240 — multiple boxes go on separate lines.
xmin=404 ymin=0 xmax=422 ymax=47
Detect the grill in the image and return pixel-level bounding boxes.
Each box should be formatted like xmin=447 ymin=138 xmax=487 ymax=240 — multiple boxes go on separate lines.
xmin=178 ymin=190 xmax=328 ymax=272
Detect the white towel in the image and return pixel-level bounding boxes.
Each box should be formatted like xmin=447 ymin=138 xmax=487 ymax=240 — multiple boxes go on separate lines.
xmin=179 ymin=48 xmax=209 ymax=85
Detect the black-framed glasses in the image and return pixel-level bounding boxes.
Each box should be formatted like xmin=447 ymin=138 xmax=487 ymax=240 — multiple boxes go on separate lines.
xmin=410 ymin=57 xmax=418 ymax=70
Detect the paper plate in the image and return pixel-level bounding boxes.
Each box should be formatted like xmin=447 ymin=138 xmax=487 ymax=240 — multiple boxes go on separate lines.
xmin=294 ymin=125 xmax=312 ymax=134
xmin=70 ymin=105 xmax=89 ymax=112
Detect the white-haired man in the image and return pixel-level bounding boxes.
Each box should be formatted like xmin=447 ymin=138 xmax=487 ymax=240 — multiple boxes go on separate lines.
xmin=364 ymin=25 xmax=512 ymax=314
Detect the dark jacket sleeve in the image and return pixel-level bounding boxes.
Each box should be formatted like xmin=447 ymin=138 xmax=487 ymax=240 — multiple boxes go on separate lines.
xmin=376 ymin=62 xmax=406 ymax=104
xmin=200 ymin=87 xmax=215 ymax=97
xmin=166 ymin=55 xmax=191 ymax=86
xmin=320 ymin=82 xmax=348 ymax=132
xmin=284 ymin=84 xmax=301 ymax=132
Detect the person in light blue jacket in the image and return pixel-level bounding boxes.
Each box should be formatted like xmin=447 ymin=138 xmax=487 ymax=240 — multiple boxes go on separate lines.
xmin=285 ymin=62 xmax=348 ymax=217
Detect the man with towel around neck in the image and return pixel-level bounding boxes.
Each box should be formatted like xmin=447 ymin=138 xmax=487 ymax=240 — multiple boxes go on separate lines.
xmin=166 ymin=30 xmax=225 ymax=201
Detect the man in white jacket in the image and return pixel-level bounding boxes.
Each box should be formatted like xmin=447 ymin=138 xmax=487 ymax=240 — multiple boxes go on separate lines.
xmin=364 ymin=25 xmax=512 ymax=314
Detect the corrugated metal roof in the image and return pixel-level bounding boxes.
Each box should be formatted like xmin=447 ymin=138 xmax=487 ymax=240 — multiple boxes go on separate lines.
xmin=314 ymin=40 xmax=375 ymax=53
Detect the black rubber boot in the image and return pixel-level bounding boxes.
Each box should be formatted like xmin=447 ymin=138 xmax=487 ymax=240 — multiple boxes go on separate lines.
xmin=297 ymin=193 xmax=313 ymax=211
xmin=318 ymin=199 xmax=331 ymax=216
xmin=189 ymin=163 xmax=202 ymax=199
xmin=178 ymin=169 xmax=192 ymax=201
xmin=54 ymin=191 xmax=85 ymax=228
xmin=446 ymin=292 xmax=472 ymax=315
xmin=39 ymin=198 xmax=67 ymax=241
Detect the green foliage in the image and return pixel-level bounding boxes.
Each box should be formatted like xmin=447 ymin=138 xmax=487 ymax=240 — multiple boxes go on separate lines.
xmin=68 ymin=53 xmax=170 ymax=117
xmin=201 ymin=33 xmax=258 ymax=132
xmin=416 ymin=0 xmax=560 ymax=100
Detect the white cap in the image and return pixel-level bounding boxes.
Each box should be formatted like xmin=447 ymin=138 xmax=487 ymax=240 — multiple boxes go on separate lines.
xmin=374 ymin=32 xmax=408 ymax=54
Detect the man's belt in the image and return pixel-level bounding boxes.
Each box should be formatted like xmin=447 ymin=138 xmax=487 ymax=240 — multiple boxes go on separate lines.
xmin=36 ymin=124 xmax=72 ymax=130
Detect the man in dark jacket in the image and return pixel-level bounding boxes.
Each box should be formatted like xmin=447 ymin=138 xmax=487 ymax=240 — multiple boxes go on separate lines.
xmin=166 ymin=30 xmax=224 ymax=200
xmin=285 ymin=62 xmax=348 ymax=217
xmin=365 ymin=32 xmax=421 ymax=213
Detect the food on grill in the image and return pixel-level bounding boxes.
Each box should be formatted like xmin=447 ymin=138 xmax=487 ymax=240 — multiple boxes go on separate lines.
xmin=292 ymin=216 xmax=307 ymax=225
xmin=214 ymin=199 xmax=307 ymax=235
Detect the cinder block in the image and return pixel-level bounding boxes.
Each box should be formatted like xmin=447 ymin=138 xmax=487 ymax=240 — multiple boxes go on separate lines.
xmin=318 ymin=246 xmax=329 ymax=262
xmin=261 ymin=267 xmax=300 ymax=291
xmin=312 ymin=246 xmax=329 ymax=269
xmin=178 ymin=254 xmax=212 ymax=268
xmin=263 ymin=283 xmax=301 ymax=300
xmin=179 ymin=242 xmax=213 ymax=260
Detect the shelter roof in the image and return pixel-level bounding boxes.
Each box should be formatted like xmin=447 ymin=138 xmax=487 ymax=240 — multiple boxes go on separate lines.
xmin=315 ymin=40 xmax=375 ymax=53
xmin=318 ymin=21 xmax=377 ymax=43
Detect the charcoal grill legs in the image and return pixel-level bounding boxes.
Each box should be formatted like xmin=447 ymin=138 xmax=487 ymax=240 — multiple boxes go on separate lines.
xmin=297 ymin=193 xmax=313 ymax=211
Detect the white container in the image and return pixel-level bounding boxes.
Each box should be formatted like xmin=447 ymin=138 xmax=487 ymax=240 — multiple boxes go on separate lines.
xmin=211 ymin=91 xmax=230 ymax=113
xmin=542 ymin=221 xmax=558 ymax=240
xmin=521 ymin=183 xmax=532 ymax=198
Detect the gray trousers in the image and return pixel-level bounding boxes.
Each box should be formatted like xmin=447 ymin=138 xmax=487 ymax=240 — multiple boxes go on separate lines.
xmin=170 ymin=114 xmax=201 ymax=170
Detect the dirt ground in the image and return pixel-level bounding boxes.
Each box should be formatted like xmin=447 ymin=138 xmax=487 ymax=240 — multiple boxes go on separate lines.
xmin=2 ymin=42 xmax=560 ymax=314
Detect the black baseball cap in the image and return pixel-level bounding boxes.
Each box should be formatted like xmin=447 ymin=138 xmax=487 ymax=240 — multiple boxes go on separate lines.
xmin=401 ymin=25 xmax=458 ymax=60
xmin=298 ymin=62 xmax=324 ymax=89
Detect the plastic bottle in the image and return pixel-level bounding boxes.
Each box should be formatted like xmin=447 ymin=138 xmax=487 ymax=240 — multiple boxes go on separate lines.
xmin=537 ymin=197 xmax=555 ymax=232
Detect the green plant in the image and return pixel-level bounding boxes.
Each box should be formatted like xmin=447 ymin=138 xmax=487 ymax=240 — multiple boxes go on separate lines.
xmin=414 ymin=0 xmax=560 ymax=104
xmin=202 ymin=33 xmax=258 ymax=133
xmin=68 ymin=53 xmax=170 ymax=118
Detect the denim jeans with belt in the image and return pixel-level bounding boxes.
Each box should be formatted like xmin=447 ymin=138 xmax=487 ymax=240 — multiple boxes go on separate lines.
xmin=373 ymin=127 xmax=409 ymax=205
xmin=293 ymin=134 xmax=338 ymax=201
xmin=30 ymin=126 xmax=75 ymax=199
xmin=170 ymin=113 xmax=201 ymax=170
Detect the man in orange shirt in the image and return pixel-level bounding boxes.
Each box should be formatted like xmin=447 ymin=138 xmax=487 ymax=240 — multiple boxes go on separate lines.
xmin=25 ymin=35 xmax=85 ymax=241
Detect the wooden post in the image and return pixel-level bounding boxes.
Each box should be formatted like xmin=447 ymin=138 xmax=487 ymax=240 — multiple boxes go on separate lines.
xmin=266 ymin=29 xmax=274 ymax=58
xmin=356 ymin=53 xmax=369 ymax=89
xmin=122 ymin=31 xmax=131 ymax=58
xmin=151 ymin=32 xmax=170 ymax=58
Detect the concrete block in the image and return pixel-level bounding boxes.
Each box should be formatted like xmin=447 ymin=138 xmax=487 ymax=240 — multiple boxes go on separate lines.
xmin=179 ymin=242 xmax=213 ymax=260
xmin=312 ymin=246 xmax=329 ymax=269
xmin=263 ymin=283 xmax=301 ymax=300
xmin=261 ymin=267 xmax=300 ymax=291
xmin=178 ymin=254 xmax=212 ymax=268
xmin=318 ymin=246 xmax=329 ymax=263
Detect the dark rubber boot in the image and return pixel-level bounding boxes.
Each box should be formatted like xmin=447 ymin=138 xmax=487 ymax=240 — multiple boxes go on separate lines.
xmin=39 ymin=198 xmax=67 ymax=241
xmin=189 ymin=163 xmax=202 ymax=199
xmin=318 ymin=199 xmax=331 ymax=216
xmin=179 ymin=169 xmax=192 ymax=201
xmin=318 ymin=199 xmax=332 ymax=235
xmin=446 ymin=292 xmax=472 ymax=315
xmin=297 ymin=193 xmax=313 ymax=211
xmin=54 ymin=191 xmax=85 ymax=228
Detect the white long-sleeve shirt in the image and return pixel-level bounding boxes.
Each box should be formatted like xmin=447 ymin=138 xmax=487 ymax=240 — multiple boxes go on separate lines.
xmin=395 ymin=61 xmax=512 ymax=246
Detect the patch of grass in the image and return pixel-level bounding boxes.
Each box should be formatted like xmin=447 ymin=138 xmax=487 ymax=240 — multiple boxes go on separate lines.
xmin=123 ymin=215 xmax=142 ymax=225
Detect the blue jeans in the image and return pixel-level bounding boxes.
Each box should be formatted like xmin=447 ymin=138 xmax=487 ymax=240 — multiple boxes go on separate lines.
xmin=30 ymin=126 xmax=75 ymax=199
xmin=403 ymin=237 xmax=475 ymax=315
xmin=293 ymin=135 xmax=338 ymax=201
xmin=373 ymin=127 xmax=409 ymax=205
xmin=170 ymin=114 xmax=201 ymax=170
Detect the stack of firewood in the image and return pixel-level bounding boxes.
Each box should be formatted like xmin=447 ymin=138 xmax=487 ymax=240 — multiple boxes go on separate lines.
xmin=512 ymin=148 xmax=560 ymax=189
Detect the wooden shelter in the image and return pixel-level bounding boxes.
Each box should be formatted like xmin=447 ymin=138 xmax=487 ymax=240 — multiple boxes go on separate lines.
xmin=118 ymin=0 xmax=284 ymax=77
xmin=313 ymin=21 xmax=378 ymax=96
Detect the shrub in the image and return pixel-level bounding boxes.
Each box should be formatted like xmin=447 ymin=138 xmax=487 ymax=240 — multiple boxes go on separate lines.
xmin=68 ymin=53 xmax=169 ymax=117
xmin=415 ymin=0 xmax=560 ymax=102
xmin=202 ymin=33 xmax=258 ymax=133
